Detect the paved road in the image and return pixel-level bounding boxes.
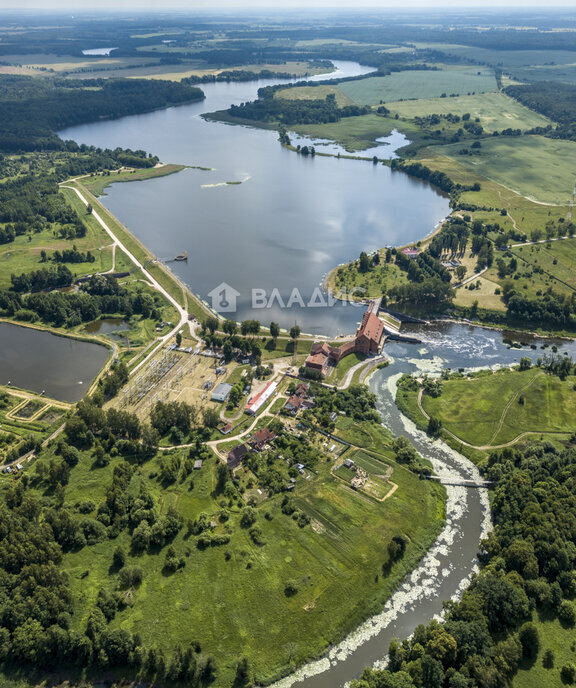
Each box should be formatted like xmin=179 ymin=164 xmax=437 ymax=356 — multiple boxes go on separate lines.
xmin=61 ymin=183 xmax=192 ymax=375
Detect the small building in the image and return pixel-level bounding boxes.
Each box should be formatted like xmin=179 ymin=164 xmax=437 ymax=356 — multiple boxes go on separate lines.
xmin=401 ymin=248 xmax=420 ymax=259
xmin=329 ymin=411 xmax=338 ymax=422
xmin=211 ymin=382 xmax=233 ymax=403
xmin=343 ymin=458 xmax=355 ymax=468
xmin=248 ymin=427 xmax=277 ymax=452
xmin=245 ymin=380 xmax=278 ymax=415
xmin=227 ymin=444 xmax=248 ymax=469
xmin=294 ymin=382 xmax=310 ymax=397
xmin=193 ymin=460 xmax=203 ymax=470
xmin=219 ymin=423 xmax=233 ymax=435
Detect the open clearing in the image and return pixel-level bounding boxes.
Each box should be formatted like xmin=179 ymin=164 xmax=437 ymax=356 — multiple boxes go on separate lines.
xmin=275 ymin=84 xmax=354 ymax=107
xmin=337 ymin=68 xmax=497 ymax=106
xmin=422 ymin=368 xmax=576 ymax=447
xmin=429 ymin=135 xmax=576 ymax=204
xmin=389 ymin=92 xmax=552 ymax=132
xmin=55 ymin=435 xmax=443 ymax=686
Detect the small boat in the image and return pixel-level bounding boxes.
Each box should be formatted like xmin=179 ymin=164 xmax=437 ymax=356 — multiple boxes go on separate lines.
xmin=174 ymin=251 xmax=188 ymax=261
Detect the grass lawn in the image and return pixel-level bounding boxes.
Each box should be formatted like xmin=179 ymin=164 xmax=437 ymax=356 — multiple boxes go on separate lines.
xmin=329 ymin=352 xmax=367 ymax=384
xmin=333 ymin=416 xmax=394 ymax=454
xmin=454 ymin=276 xmax=505 ymax=311
xmin=513 ymin=613 xmax=576 ymax=688
xmin=338 ymin=68 xmax=497 ymax=106
xmin=428 ymin=135 xmax=576 ymax=205
xmin=39 ymin=431 xmax=444 ymax=687
xmin=388 ymin=92 xmax=551 ymax=133
xmin=422 ymin=368 xmax=576 ymax=447
xmin=291 ymin=113 xmax=405 ymax=152
xmin=328 ymin=251 xmax=410 ymax=300
xmin=81 ymin=164 xmax=187 ymax=197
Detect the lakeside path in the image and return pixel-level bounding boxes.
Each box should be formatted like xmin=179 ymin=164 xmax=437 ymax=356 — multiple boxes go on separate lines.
xmin=61 ymin=182 xmax=194 ymax=375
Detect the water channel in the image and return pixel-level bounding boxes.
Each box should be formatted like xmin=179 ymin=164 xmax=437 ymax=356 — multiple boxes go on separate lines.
xmin=56 ymin=63 xmax=576 ymax=685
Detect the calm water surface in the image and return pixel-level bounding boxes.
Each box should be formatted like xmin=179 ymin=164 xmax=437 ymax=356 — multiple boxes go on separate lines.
xmin=0 ymin=322 xmax=109 ymax=403
xmin=59 ymin=61 xmax=449 ymax=336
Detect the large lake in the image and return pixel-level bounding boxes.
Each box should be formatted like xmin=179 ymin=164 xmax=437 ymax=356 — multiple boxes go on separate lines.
xmin=0 ymin=322 xmax=109 ymax=403
xmin=57 ymin=60 xmax=576 ymax=688
xmin=59 ymin=61 xmax=449 ymax=336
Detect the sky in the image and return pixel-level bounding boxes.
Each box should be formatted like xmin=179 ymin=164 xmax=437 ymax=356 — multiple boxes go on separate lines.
xmin=6 ymin=0 xmax=576 ymax=9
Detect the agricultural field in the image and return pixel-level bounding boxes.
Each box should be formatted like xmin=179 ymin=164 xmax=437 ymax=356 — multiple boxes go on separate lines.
xmin=421 ymin=367 xmax=576 ymax=447
xmin=337 ymin=68 xmax=498 ymax=106
xmin=429 ymin=135 xmax=576 ymax=204
xmin=275 ymin=84 xmax=354 ymax=107
xmin=388 ymin=92 xmax=552 ymax=133
xmin=29 ymin=430 xmax=445 ymax=687
xmin=333 ymin=449 xmax=396 ymax=500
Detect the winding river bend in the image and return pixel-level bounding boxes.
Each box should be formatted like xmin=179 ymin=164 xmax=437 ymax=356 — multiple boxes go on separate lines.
xmin=58 ymin=65 xmax=576 ymax=685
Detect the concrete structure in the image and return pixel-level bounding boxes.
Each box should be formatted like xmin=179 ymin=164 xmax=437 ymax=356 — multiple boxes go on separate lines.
xmin=303 ymin=302 xmax=386 ymax=377
xmin=211 ymin=382 xmax=233 ymax=403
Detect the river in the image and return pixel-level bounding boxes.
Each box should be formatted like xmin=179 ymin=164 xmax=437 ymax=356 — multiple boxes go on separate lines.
xmin=270 ymin=322 xmax=576 ymax=688
xmin=56 ymin=62 xmax=576 ymax=686
xmin=59 ymin=61 xmax=449 ymax=337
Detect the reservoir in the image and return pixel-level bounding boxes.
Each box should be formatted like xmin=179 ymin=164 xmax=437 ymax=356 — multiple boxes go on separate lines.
xmin=59 ymin=61 xmax=449 ymax=337
xmin=0 ymin=322 xmax=109 ymax=403
xmin=57 ymin=61 xmax=576 ymax=686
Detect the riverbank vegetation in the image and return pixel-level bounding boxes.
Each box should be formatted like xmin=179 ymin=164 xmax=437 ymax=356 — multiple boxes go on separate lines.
xmin=0 ymin=382 xmax=444 ymax=687
xmin=351 ymin=438 xmax=576 ymax=688
xmin=396 ymin=358 xmax=576 ymax=457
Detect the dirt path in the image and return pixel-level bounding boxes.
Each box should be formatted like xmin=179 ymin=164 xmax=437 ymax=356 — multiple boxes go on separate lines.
xmin=486 ymin=372 xmax=543 ymax=445
xmin=416 ymin=378 xmax=556 ymax=451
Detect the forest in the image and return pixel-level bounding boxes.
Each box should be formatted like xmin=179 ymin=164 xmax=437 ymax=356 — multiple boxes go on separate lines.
xmin=0 ymin=274 xmax=161 ymax=328
xmin=0 ymin=76 xmax=204 ymax=152
xmin=505 ymin=83 xmax=576 ymax=140
xmin=351 ymin=440 xmax=576 ymax=688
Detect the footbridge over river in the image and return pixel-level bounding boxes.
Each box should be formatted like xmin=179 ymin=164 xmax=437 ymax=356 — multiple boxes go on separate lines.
xmin=426 ymin=476 xmax=494 ymax=488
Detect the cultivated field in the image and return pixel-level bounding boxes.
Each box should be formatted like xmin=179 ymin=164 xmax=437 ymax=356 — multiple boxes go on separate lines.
xmin=337 ymin=68 xmax=497 ymax=105
xmin=429 ymin=135 xmax=576 ymax=204
xmin=388 ymin=92 xmax=551 ymax=132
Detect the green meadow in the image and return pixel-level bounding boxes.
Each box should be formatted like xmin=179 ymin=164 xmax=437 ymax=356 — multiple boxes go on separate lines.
xmin=389 ymin=92 xmax=551 ymax=133
xmin=430 ymin=135 xmax=576 ymax=204
xmin=29 ymin=434 xmax=445 ymax=687
xmin=337 ymin=68 xmax=497 ymax=106
xmin=422 ymin=368 xmax=576 ymax=447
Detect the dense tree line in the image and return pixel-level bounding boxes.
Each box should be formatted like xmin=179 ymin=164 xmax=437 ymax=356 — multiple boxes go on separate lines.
xmin=351 ymin=440 xmax=576 ymax=688
xmin=0 ymin=75 xmax=204 ymax=152
xmin=229 ymin=91 xmax=369 ymax=125
xmin=0 ymin=274 xmax=159 ymax=328
xmin=505 ymin=82 xmax=576 ymax=141
xmin=10 ymin=264 xmax=73 ymax=293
